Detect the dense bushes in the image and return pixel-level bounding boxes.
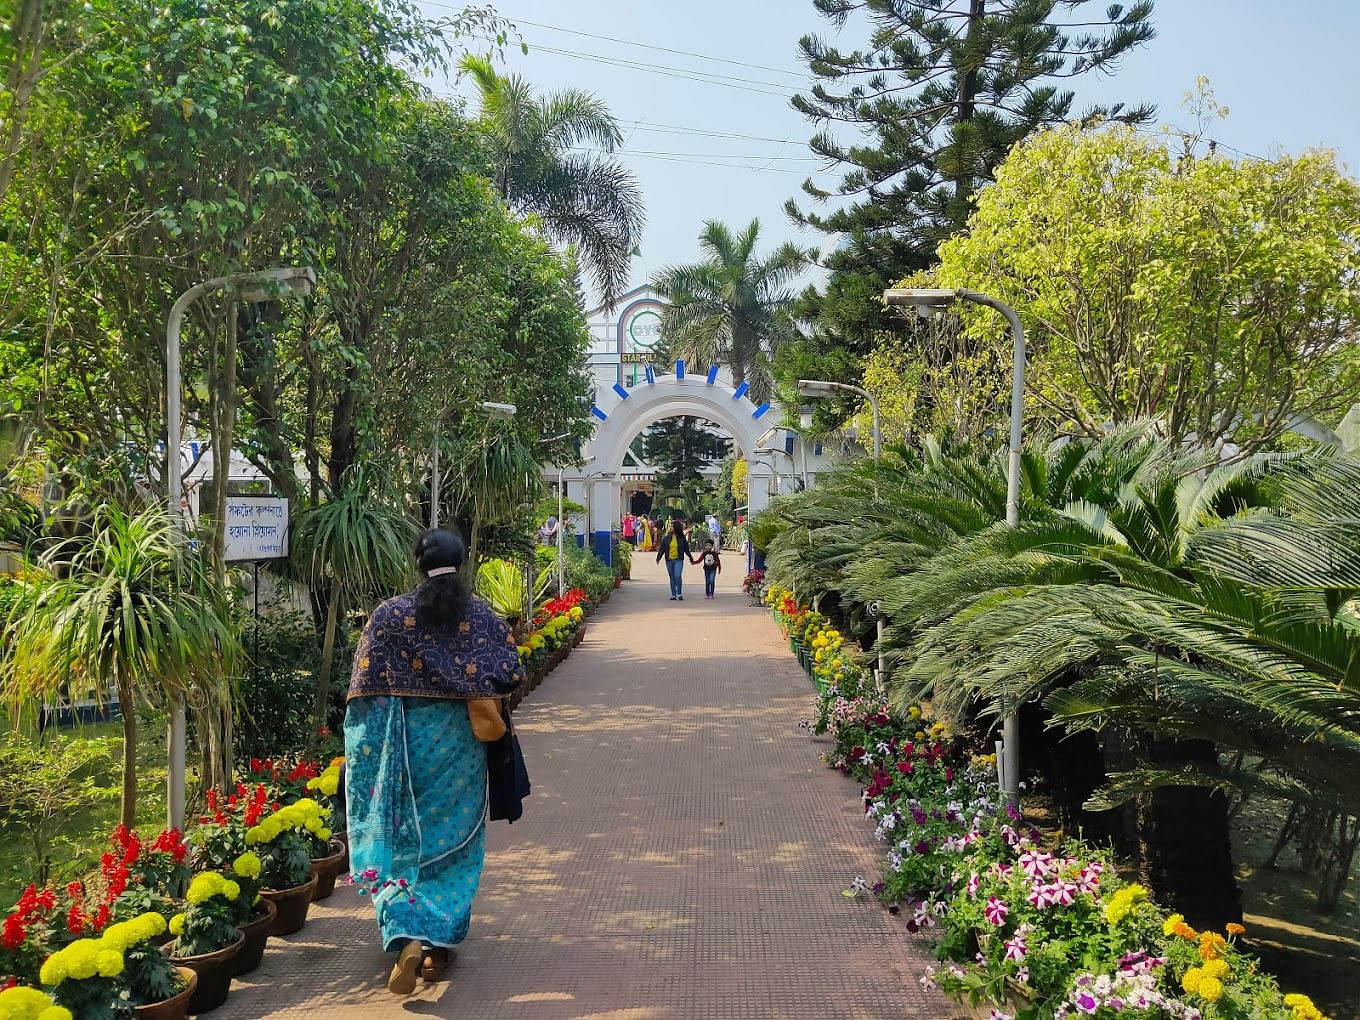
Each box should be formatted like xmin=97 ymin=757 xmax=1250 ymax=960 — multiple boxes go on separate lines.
xmin=237 ymin=612 xmax=350 ymax=759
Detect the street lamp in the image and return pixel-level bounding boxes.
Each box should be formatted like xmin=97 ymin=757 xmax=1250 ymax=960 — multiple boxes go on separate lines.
xmin=885 ymin=286 xmax=1026 ymax=804
xmin=431 ymin=401 xmax=519 ymax=529
xmin=165 ymin=266 xmax=316 ymax=832
xmin=556 ymin=456 xmax=594 ymax=596
xmin=756 ymin=427 xmax=801 ymax=493
xmin=798 ymin=379 xmax=881 ymax=463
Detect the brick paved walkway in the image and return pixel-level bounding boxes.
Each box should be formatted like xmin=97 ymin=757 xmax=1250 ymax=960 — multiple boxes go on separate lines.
xmin=216 ymin=557 xmax=954 ymax=1019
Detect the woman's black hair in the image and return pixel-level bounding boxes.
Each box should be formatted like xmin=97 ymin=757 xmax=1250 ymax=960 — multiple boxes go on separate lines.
xmin=413 ymin=529 xmax=471 ymax=633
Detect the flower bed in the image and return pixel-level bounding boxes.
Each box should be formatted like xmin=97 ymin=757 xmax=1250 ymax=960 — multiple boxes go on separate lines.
xmin=513 ymin=587 xmax=589 ymax=703
xmin=764 ymin=585 xmax=1332 ymax=1020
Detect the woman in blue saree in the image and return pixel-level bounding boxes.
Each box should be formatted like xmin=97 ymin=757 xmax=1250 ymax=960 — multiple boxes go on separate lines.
xmin=344 ymin=529 xmax=522 ymax=994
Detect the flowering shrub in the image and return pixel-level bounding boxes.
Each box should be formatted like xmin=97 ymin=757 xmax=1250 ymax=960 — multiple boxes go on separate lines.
xmin=167 ymin=874 xmax=239 ymax=959
xmin=741 ymin=569 xmax=766 ymax=599
xmin=768 ymin=592 xmax=1334 ymax=1020
xmin=41 ymin=912 xmax=165 ymax=1020
xmin=304 ymin=761 xmax=346 ymax=836
xmin=0 ymin=985 xmax=70 ymax=1020
xmin=245 ymin=798 xmax=331 ymax=891
xmin=97 ymin=826 xmax=188 ymax=925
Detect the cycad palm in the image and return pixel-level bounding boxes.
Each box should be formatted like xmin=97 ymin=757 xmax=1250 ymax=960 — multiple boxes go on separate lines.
xmin=461 ymin=54 xmax=644 ymax=308
xmin=652 ymin=219 xmax=808 ymax=403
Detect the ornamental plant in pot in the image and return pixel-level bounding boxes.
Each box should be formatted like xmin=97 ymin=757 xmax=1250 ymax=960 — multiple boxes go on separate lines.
xmin=167 ymin=873 xmax=244 ymax=1014
xmin=247 ymin=800 xmax=327 ymax=936
xmin=303 ymin=766 xmax=346 ymax=901
xmin=41 ymin=911 xmax=168 ymax=1020
xmin=190 ymin=786 xmax=276 ymax=975
xmin=123 ymin=918 xmax=196 ymax=1020
xmin=0 ymin=985 xmax=72 ymax=1020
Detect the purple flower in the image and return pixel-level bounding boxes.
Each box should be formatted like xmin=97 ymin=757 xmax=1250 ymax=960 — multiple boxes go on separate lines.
xmin=1074 ymin=992 xmax=1098 ymax=1013
xmin=984 ymin=896 xmax=1008 ymax=925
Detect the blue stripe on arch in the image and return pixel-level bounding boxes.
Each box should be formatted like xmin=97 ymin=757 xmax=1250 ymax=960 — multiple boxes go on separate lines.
xmin=612 ymin=382 xmax=630 ymax=400
xmin=645 ymin=365 xmax=655 ymax=385
xmin=590 ymin=405 xmax=608 ymax=421
xmin=732 ymin=381 xmax=750 ymax=400
xmin=706 ymin=364 xmax=719 ymax=385
xmin=676 ymin=359 xmax=685 ymax=380
xmin=752 ymin=402 xmax=770 ymax=420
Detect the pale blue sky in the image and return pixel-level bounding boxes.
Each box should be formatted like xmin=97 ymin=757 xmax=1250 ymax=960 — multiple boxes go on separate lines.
xmin=425 ymin=1 xmax=1360 ymax=302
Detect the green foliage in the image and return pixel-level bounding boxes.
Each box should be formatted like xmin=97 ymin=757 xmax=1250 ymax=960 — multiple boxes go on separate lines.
xmin=787 ymin=0 xmax=1154 ymax=275
xmin=0 ymin=504 xmax=239 ymax=826
xmin=125 ymin=941 xmax=183 ymax=1007
xmin=476 ymin=558 xmax=551 ymax=624
xmin=935 ymin=120 xmax=1360 ymax=449
xmin=461 ymin=53 xmax=644 ymax=306
xmin=652 ymin=219 xmax=809 ymax=403
xmin=238 ymin=610 xmax=351 ymax=758
xmin=641 ymin=417 xmax=731 ymax=494
xmin=257 ymin=830 xmax=312 ymax=892
xmin=0 ymin=736 xmax=119 ymax=887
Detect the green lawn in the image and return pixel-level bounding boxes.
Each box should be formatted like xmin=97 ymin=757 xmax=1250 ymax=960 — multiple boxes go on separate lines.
xmin=0 ymin=716 xmax=175 ymax=906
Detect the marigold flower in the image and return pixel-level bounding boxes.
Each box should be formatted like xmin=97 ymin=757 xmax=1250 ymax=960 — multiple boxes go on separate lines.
xmin=1199 ymin=931 xmax=1227 ymax=960
xmin=1225 ymin=922 xmax=1246 ymax=936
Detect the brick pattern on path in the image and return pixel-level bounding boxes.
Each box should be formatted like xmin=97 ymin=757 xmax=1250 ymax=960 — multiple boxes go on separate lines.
xmin=216 ymin=556 xmax=956 ymax=1019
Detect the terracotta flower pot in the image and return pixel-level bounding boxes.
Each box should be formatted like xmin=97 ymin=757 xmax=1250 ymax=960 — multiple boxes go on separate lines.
xmin=133 ymin=966 xmax=197 ymax=1020
xmin=173 ymin=934 xmax=243 ymax=1014
xmin=231 ymin=899 xmax=277 ymax=976
xmin=261 ymin=874 xmax=319 ymax=936
xmin=309 ymin=840 xmax=347 ymax=902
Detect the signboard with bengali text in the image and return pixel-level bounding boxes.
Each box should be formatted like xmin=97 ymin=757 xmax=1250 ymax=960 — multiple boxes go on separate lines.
xmin=223 ymin=496 xmax=289 ymax=561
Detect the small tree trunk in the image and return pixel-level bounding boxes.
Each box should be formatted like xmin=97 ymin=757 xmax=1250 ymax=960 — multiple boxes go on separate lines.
xmin=1137 ymin=736 xmax=1242 ymax=929
xmin=119 ymin=680 xmax=137 ymax=828
xmin=310 ymin=587 xmax=342 ymax=752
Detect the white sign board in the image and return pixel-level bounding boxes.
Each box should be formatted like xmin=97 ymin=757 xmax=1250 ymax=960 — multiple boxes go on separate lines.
xmin=224 ymin=496 xmax=289 ymax=561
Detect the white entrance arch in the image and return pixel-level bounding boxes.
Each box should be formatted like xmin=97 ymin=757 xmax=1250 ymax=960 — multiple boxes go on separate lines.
xmin=578 ymin=364 xmax=779 ymax=568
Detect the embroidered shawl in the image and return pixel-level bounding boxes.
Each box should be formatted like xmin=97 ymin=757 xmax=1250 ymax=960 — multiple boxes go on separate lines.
xmin=347 ymin=593 xmax=523 ymax=701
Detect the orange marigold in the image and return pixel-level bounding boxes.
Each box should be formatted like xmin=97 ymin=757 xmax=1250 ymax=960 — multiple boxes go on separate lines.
xmin=1199 ymin=931 xmax=1227 ymax=960
xmin=1225 ymin=923 xmax=1246 ymax=936
xmin=1171 ymin=921 xmax=1198 ymax=940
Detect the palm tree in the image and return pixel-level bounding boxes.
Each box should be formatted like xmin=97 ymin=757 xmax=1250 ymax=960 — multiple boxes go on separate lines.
xmin=652 ymin=219 xmax=808 ymax=404
xmin=460 ymin=54 xmax=644 ymax=308
xmin=1 ymin=504 xmax=240 ymax=826
xmin=291 ymin=476 xmax=415 ymax=748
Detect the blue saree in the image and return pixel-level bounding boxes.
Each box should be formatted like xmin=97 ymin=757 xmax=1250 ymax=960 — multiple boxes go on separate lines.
xmin=343 ymin=592 xmax=522 ymax=952
xmin=345 ymin=696 xmax=488 ymax=950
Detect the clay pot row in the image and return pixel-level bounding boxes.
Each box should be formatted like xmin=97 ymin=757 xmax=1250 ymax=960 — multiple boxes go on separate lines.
xmin=144 ymin=840 xmax=348 ymax=1018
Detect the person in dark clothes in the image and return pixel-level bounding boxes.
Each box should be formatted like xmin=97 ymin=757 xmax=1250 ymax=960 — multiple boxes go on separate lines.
xmin=691 ymin=539 xmax=722 ymax=599
xmin=655 ymin=517 xmax=691 ymax=600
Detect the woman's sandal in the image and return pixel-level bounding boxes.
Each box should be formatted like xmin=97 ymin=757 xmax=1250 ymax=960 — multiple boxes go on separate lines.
xmin=388 ymin=940 xmax=423 ymax=995
xmin=420 ymin=947 xmax=451 ymax=983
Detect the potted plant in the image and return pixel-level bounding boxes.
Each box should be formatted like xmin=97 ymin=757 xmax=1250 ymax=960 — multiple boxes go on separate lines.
xmin=41 ymin=911 xmax=168 ymax=1020
xmin=124 ymin=919 xmax=196 ymax=1020
xmin=102 ymin=826 xmax=190 ymax=934
xmin=167 ymin=873 xmax=244 ymax=1014
xmin=0 ymin=985 xmax=71 ymax=1020
xmin=302 ymin=765 xmax=346 ymax=900
xmin=191 ymin=785 xmax=277 ymax=976
xmin=248 ymin=799 xmax=329 ymax=935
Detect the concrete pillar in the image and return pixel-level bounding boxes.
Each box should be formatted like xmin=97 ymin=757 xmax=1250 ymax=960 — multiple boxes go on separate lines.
xmin=588 ymin=476 xmax=618 ymax=567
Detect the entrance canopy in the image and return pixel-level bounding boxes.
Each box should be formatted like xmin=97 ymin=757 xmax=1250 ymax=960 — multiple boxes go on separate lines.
xmin=574 ymin=363 xmax=781 ymax=566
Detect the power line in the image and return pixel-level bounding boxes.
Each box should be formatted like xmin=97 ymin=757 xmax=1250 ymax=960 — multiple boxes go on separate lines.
xmin=526 ymin=43 xmax=797 ymax=96
xmin=418 ymin=0 xmax=810 ymax=82
xmin=568 ymin=145 xmax=821 ymax=162
xmin=501 ymin=13 xmax=809 ymax=83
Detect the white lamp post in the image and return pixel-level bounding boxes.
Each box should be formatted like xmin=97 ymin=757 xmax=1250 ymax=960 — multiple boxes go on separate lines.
xmin=165 ymin=266 xmax=316 ymax=832
xmin=433 ymin=402 xmax=519 ymax=528
xmin=798 ymin=379 xmax=881 ymax=463
xmin=885 ymin=286 xmax=1027 ymax=804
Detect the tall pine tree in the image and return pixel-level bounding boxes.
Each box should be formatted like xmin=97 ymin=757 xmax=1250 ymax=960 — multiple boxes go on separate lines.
xmin=641 ymin=417 xmax=731 ymax=495
xmin=786 ymin=0 xmax=1156 ymax=354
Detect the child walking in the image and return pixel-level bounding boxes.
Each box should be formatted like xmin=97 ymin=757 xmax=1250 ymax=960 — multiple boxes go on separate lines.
xmin=691 ymin=539 xmax=722 ymax=599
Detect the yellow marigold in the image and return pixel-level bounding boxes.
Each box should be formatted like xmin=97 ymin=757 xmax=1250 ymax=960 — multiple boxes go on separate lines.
xmin=907 ymin=706 xmax=922 ymax=720
xmin=95 ymin=950 xmax=124 ymax=979
xmin=168 ymin=913 xmax=186 ymax=937
xmin=1162 ymin=913 xmax=1185 ymax=937
xmin=1197 ymin=976 xmax=1224 ymax=1002
xmin=1181 ymin=967 xmax=1204 ymax=994
xmin=1102 ymin=884 xmax=1148 ymax=925
xmin=1201 ymin=958 xmax=1230 ymax=981
xmin=233 ymin=852 xmax=262 ymax=879
xmin=1284 ymin=993 xmax=1329 ymax=1020
xmin=0 ymin=986 xmax=73 ymax=1020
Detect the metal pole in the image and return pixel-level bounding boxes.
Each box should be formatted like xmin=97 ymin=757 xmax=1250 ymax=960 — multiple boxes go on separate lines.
xmin=430 ymin=440 xmax=440 ymax=528
xmin=959 ymin=288 xmax=1026 ymax=804
xmin=557 ymin=466 xmax=565 ymax=597
xmin=165 ymin=283 xmax=204 ymax=834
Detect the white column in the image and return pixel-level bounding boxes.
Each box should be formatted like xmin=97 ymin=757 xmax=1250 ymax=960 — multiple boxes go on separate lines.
xmin=588 ymin=476 xmax=619 ymax=565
